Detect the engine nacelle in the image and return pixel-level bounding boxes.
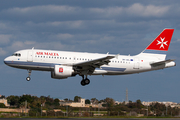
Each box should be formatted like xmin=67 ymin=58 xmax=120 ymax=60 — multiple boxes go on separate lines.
xmin=51 ymin=65 xmax=76 ymax=79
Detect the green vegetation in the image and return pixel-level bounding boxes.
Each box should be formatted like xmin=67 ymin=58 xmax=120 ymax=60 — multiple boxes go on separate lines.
xmin=0 ymin=95 xmax=179 ymax=118
xmin=0 ymin=103 xmax=6 ymax=108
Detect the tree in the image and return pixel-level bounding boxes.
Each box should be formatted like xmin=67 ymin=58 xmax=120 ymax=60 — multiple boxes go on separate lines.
xmin=136 ymin=99 xmax=143 ymax=109
xmin=91 ymin=98 xmax=99 ymax=104
xmin=0 ymin=95 xmax=5 ymax=99
xmin=19 ymin=94 xmax=33 ymax=104
xmin=74 ymin=96 xmax=81 ymax=102
xmin=54 ymin=98 xmax=60 ymax=103
xmin=99 ymin=99 xmax=105 ymax=103
xmin=53 ymin=98 xmax=60 ymax=106
xmin=7 ymin=95 xmax=20 ymax=106
xmin=64 ymin=98 xmax=68 ymax=102
xmin=104 ymin=97 xmax=115 ymax=112
xmin=85 ymin=99 xmax=90 ymax=104
xmin=0 ymin=103 xmax=6 ymax=108
xmin=104 ymin=97 xmax=115 ymax=107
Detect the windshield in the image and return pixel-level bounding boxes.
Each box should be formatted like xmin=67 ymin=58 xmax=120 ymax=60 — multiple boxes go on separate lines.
xmin=12 ymin=53 xmax=21 ymax=57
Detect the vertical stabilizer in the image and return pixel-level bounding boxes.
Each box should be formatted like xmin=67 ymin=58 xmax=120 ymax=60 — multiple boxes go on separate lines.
xmin=140 ymin=29 xmax=174 ymax=60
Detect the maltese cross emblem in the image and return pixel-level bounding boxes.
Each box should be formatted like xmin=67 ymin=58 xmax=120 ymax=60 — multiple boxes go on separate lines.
xmin=157 ymin=37 xmax=168 ymax=49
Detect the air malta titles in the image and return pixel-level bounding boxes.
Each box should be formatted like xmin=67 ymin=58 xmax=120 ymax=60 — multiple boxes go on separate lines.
xmin=36 ymin=52 xmax=59 ymax=56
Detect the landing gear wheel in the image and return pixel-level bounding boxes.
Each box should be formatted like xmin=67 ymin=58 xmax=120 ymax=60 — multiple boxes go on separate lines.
xmin=26 ymin=77 xmax=31 ymax=81
xmin=26 ymin=69 xmax=32 ymax=81
xmin=80 ymin=75 xmax=90 ymax=86
xmin=85 ymin=78 xmax=90 ymax=85
xmin=81 ymin=80 xmax=86 ymax=86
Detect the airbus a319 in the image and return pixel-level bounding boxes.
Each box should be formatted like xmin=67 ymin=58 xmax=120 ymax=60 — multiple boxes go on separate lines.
xmin=4 ymin=29 xmax=175 ymax=86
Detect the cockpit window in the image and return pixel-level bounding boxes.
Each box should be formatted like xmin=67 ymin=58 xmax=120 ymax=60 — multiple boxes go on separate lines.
xmin=12 ymin=53 xmax=21 ymax=57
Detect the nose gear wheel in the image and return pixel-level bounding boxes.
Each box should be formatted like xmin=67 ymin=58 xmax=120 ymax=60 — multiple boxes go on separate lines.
xmin=26 ymin=70 xmax=32 ymax=81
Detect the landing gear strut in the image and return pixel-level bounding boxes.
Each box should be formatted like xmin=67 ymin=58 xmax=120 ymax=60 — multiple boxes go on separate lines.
xmin=26 ymin=70 xmax=32 ymax=81
xmin=80 ymin=75 xmax=90 ymax=86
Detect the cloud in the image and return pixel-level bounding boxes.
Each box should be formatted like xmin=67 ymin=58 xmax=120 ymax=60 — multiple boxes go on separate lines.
xmin=0 ymin=34 xmax=12 ymax=44
xmin=2 ymin=5 xmax=80 ymax=16
xmin=0 ymin=3 xmax=172 ymax=23
xmin=53 ymin=33 xmax=74 ymax=40
xmin=0 ymin=2 xmax=179 ymax=55
xmin=0 ymin=47 xmax=7 ymax=56
xmin=0 ymin=5 xmax=82 ymax=22
xmin=126 ymin=3 xmax=170 ymax=17
xmin=4 ymin=40 xmax=69 ymax=54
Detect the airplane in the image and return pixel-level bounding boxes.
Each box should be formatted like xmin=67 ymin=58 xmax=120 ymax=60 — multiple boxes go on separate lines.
xmin=4 ymin=29 xmax=175 ymax=86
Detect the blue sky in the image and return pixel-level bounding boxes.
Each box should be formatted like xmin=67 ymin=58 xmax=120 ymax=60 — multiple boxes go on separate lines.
xmin=1 ymin=0 xmax=180 ymax=102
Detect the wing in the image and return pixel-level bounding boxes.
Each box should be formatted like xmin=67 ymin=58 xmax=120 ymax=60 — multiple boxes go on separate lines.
xmin=73 ymin=56 xmax=115 ymax=75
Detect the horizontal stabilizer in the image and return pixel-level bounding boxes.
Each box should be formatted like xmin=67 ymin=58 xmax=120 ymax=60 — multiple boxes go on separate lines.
xmin=150 ymin=59 xmax=175 ymax=67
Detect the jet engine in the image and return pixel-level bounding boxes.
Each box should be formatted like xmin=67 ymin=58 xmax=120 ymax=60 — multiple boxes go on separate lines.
xmin=51 ymin=65 xmax=76 ymax=79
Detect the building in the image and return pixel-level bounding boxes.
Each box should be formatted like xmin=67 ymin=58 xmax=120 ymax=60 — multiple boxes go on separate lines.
xmin=85 ymin=103 xmax=102 ymax=108
xmin=0 ymin=98 xmax=10 ymax=107
xmin=142 ymin=101 xmax=178 ymax=108
xmin=59 ymin=98 xmax=85 ymax=107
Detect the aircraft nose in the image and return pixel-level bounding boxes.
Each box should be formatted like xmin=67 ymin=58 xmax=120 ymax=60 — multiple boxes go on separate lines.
xmin=4 ymin=58 xmax=8 ymax=64
xmin=4 ymin=57 xmax=10 ymax=65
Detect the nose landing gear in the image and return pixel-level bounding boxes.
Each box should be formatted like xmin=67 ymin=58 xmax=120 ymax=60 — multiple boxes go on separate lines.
xmin=80 ymin=75 xmax=90 ymax=86
xmin=26 ymin=70 xmax=32 ymax=81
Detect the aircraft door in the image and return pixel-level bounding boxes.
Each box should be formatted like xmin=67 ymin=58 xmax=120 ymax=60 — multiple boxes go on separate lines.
xmin=133 ymin=59 xmax=139 ymax=69
xmin=27 ymin=51 xmax=33 ymax=62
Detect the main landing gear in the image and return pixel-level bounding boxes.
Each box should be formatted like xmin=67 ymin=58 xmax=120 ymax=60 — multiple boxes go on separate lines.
xmin=26 ymin=70 xmax=32 ymax=81
xmin=80 ymin=75 xmax=90 ymax=86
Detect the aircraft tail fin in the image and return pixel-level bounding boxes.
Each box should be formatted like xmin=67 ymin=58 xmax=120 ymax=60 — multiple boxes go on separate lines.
xmin=139 ymin=29 xmax=174 ymax=60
